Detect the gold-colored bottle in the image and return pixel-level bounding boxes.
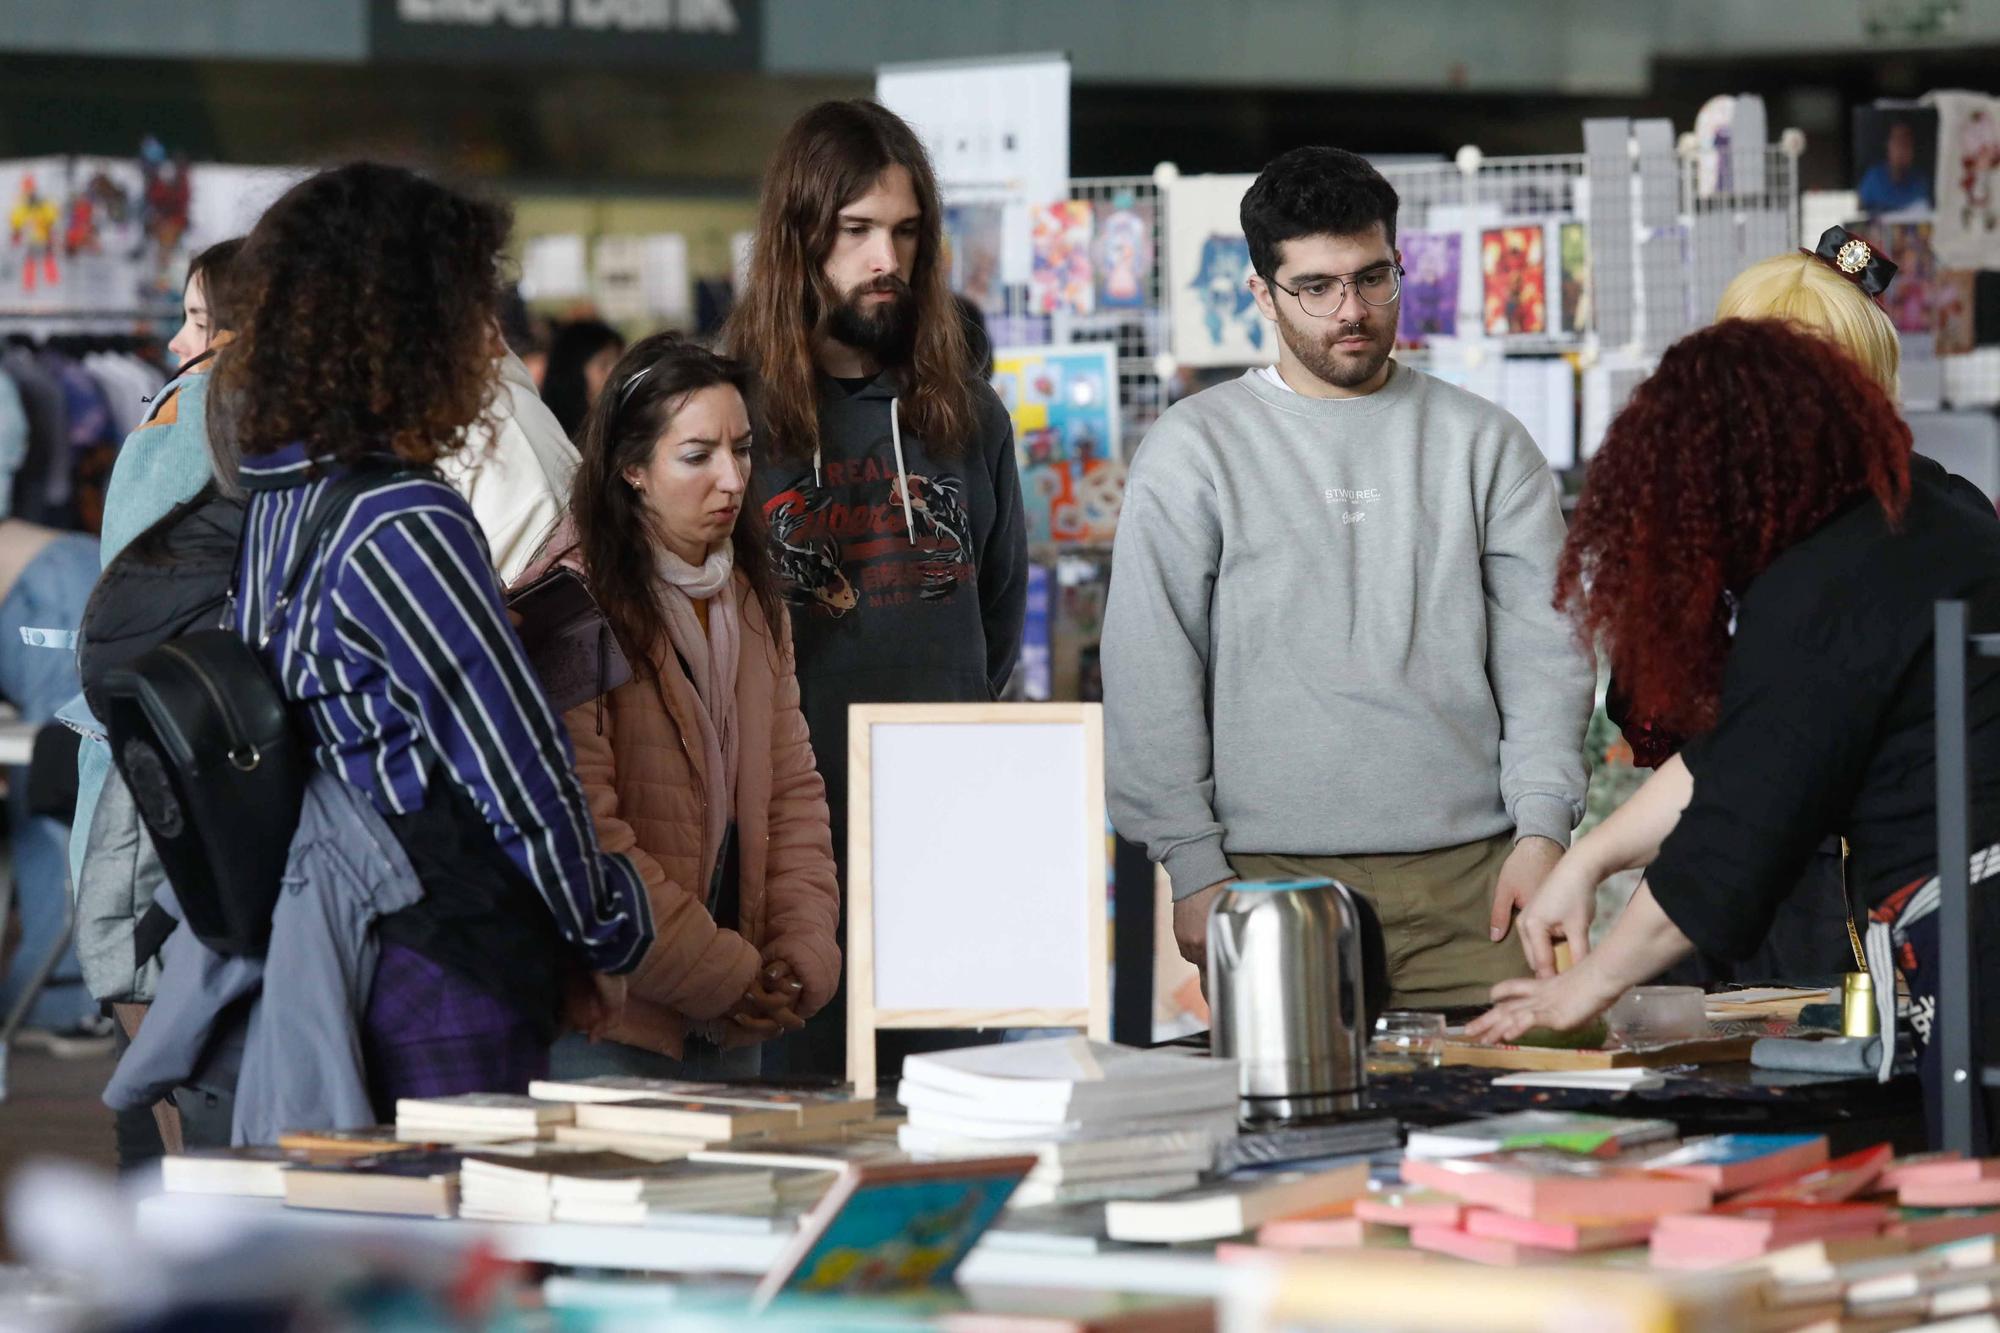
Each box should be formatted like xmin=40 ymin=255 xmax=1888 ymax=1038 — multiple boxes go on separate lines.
xmin=1842 ymin=971 xmax=1879 ymax=1038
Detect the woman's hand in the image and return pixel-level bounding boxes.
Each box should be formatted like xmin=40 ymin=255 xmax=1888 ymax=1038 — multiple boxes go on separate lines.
xmin=1465 ymin=968 xmax=1621 ymax=1045
xmin=718 ymin=963 xmax=807 ymax=1038
xmin=1514 ymin=848 xmax=1604 ymax=979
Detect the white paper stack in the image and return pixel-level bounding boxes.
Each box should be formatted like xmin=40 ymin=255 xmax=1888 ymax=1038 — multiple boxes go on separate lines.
xmin=896 ymin=1037 xmax=1240 ymax=1208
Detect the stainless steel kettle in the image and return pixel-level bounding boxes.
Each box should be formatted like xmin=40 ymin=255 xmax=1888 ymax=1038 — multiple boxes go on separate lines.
xmin=1207 ymin=878 xmax=1373 ymax=1123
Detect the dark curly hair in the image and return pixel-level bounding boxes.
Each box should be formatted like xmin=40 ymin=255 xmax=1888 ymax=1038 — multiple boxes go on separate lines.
xmin=1240 ymin=146 xmax=1401 ymax=283
xmin=568 ymin=333 xmax=786 ymax=672
xmin=1558 ymin=318 xmax=1912 ymax=740
xmin=216 ymin=162 xmax=507 ymax=470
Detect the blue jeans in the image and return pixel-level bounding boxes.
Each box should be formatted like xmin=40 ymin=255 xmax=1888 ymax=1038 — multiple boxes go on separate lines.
xmin=548 ymin=1032 xmax=763 ymax=1082
xmin=0 ymin=534 xmax=98 ymax=1028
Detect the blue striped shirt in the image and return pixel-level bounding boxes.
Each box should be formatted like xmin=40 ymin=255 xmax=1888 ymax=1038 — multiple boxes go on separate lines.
xmin=234 ymin=442 xmax=653 ymax=974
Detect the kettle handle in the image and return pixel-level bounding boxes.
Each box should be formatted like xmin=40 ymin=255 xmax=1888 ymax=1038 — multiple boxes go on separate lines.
xmin=1206 ymin=890 xmax=1241 ymax=971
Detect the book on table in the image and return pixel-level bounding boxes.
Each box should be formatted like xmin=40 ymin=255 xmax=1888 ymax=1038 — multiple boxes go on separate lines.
xmin=1353 ymin=1189 xmax=1465 ymax=1229
xmin=1400 ymin=1150 xmax=1715 ymax=1222
xmin=1647 ymin=1203 xmax=1894 ymax=1269
xmin=1727 ymin=1142 xmax=1893 ymax=1206
xmin=1404 ymin=1110 xmax=1677 ymax=1161
xmin=526 ymin=1076 xmax=875 ymax=1130
xmin=752 ymin=1155 xmax=1038 ymax=1310
xmin=275 ymin=1126 xmax=431 ymax=1158
xmin=1460 ymin=1207 xmax=1656 ymax=1253
xmin=160 ymin=1147 xmax=307 ymax=1198
xmin=569 ymin=1098 xmax=799 ymax=1142
xmin=897 ymin=1037 xmax=1238 ymax=1125
xmin=1102 ymin=1162 xmax=1370 ymax=1244
xmin=280 ymin=1149 xmax=465 ymax=1218
xmin=393 ymin=1092 xmax=574 ymax=1139
xmin=1641 ymin=1133 xmax=1829 ymax=1194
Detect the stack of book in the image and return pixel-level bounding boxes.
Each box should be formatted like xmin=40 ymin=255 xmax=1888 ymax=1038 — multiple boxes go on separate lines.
xmin=895 ymin=1037 xmax=1241 ymax=1209
xmin=524 ymin=1078 xmax=884 ymax=1159
xmin=458 ymin=1151 xmax=784 ymax=1226
xmin=1105 ymin=1161 xmax=1373 ymax=1244
xmin=394 ymin=1093 xmax=575 ymax=1144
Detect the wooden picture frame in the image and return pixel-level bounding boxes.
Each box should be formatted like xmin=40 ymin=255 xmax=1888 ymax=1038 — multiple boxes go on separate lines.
xmin=846 ymin=703 xmax=1110 ymax=1098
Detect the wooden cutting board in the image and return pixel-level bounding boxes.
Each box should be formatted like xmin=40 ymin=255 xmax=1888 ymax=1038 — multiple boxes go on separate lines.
xmin=1441 ymin=1031 xmax=1761 ymax=1071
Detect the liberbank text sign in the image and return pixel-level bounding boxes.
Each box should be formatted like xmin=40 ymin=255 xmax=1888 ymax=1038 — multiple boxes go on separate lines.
xmin=370 ymin=0 xmax=760 ymax=69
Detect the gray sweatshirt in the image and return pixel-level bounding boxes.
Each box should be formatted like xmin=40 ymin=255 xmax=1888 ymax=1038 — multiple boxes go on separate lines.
xmin=1102 ymin=365 xmax=1592 ymax=900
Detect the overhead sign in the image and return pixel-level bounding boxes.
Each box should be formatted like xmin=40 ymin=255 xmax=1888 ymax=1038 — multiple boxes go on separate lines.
xmin=370 ymin=0 xmax=759 ymax=69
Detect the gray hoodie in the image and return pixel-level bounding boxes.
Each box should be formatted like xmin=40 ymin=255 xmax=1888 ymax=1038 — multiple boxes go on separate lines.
xmin=1102 ymin=364 xmax=1591 ymax=899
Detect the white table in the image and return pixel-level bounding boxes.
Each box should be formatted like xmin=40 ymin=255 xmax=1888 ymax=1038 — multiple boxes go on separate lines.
xmin=134 ymin=1193 xmax=1232 ymax=1298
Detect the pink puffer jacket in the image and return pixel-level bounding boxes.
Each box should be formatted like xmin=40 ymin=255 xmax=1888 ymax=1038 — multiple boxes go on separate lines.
xmin=519 ymin=542 xmax=840 ymax=1059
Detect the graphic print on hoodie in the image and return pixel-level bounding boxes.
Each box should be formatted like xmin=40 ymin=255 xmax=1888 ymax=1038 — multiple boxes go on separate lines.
xmin=765 ymin=457 xmax=975 ymax=617
xmin=753 ymin=372 xmax=1029 ymax=840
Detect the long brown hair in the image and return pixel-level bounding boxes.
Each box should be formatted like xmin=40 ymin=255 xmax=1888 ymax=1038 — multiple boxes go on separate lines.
xmin=570 ymin=333 xmax=786 ymax=673
xmin=724 ymin=98 xmax=975 ymax=462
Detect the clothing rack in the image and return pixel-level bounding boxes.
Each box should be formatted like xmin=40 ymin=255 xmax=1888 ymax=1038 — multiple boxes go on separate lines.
xmin=1935 ymin=599 xmax=1999 ymax=1153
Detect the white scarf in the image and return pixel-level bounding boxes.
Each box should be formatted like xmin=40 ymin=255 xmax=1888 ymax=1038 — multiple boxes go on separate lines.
xmin=656 ymin=543 xmax=740 ymax=879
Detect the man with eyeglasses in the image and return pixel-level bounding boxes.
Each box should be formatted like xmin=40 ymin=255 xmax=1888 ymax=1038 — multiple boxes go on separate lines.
xmin=1103 ymin=146 xmax=1591 ymax=1007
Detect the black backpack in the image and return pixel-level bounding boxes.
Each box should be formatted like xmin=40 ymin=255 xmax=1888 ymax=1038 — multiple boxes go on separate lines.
xmin=100 ymin=465 xmax=421 ymax=956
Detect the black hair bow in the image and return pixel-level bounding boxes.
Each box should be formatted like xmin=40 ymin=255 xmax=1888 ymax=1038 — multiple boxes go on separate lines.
xmin=1806 ymin=225 xmax=1898 ymax=299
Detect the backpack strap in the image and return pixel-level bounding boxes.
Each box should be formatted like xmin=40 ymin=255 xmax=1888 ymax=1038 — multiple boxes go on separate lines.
xmin=256 ymin=462 xmax=434 ymax=649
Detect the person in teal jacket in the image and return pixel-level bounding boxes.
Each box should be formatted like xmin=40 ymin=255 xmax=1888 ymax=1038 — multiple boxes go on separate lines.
xmin=64 ymin=238 xmax=242 ymax=894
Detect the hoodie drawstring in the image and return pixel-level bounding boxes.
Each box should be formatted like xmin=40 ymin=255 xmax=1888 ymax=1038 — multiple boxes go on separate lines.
xmin=890 ymin=396 xmax=915 ymax=545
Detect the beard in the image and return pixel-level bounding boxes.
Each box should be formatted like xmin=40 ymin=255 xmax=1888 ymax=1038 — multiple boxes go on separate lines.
xmin=1276 ymin=304 xmax=1395 ymax=390
xmin=827 ymin=276 xmax=917 ymax=365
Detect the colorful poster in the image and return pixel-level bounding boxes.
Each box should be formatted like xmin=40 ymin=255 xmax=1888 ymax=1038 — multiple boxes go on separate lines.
xmin=1021 ymin=458 xmax=1126 ymax=547
xmin=992 ymin=342 xmax=1120 ymax=469
xmin=0 ymin=147 xmax=293 ymax=316
xmin=1165 ymin=173 xmax=1265 ymax=367
xmin=1938 ymin=269 xmax=1977 ymax=356
xmin=942 ymin=203 xmax=1003 ymax=312
xmin=1091 ymin=198 xmax=1154 ymax=310
xmin=1931 ymin=91 xmax=2000 ymax=268
xmin=1030 ymin=200 xmax=1094 ymax=315
xmin=1882 ymin=221 xmax=1938 ymax=335
xmin=1482 ymin=225 xmax=1547 ymax=336
xmin=1396 ymin=231 xmax=1459 ymax=344
xmin=1559 ymin=220 xmax=1591 ymax=335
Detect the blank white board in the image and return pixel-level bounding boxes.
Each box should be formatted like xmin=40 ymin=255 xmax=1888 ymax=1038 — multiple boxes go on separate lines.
xmin=846 ymin=703 xmax=1108 ymax=1097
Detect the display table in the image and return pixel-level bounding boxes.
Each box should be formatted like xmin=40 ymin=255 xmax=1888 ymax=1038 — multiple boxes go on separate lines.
xmin=132 ymin=1193 xmax=1233 ymax=1298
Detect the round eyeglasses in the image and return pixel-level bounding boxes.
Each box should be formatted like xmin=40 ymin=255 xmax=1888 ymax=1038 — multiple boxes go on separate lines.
xmin=1269 ymin=263 xmax=1404 ymax=318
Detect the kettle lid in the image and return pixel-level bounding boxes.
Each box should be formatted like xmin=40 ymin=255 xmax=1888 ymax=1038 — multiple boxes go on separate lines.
xmin=1229 ymin=878 xmax=1337 ymax=893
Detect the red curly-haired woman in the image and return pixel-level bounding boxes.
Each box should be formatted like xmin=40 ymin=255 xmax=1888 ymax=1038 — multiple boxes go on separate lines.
xmin=1468 ymin=318 xmax=2000 ymax=1147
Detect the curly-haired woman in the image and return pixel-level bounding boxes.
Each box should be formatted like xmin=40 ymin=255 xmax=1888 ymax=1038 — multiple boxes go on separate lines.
xmin=517 ymin=334 xmax=839 ymax=1081
xmin=215 ymin=163 xmax=653 ymax=1108
xmin=1469 ymin=318 xmax=2000 ymax=1147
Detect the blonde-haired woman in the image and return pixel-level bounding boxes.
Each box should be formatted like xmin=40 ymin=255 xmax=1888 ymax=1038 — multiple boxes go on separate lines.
xmin=1716 ymin=225 xmax=1902 ymax=396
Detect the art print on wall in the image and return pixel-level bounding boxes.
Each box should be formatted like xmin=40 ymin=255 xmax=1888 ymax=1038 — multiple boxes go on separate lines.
xmin=1030 ymin=200 xmax=1094 ymax=316
xmin=943 ymin=203 xmax=1004 ymax=312
xmin=1559 ymin=220 xmax=1591 ymax=335
xmin=1092 ymin=198 xmax=1154 ymax=310
xmin=1481 ymin=224 xmax=1548 ymax=336
xmin=993 ymin=342 xmax=1120 ymax=470
xmin=1882 ymin=221 xmax=1938 ymax=335
xmin=1166 ymin=173 xmax=1267 ymax=367
xmin=1931 ymin=91 xmax=2000 ymax=268
xmin=1396 ymin=230 xmax=1460 ymax=345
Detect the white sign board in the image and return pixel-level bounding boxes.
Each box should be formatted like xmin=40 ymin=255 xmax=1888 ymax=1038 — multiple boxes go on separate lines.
xmin=876 ymin=54 xmax=1070 ymax=286
xmin=847 ymin=702 xmax=1108 ymax=1098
